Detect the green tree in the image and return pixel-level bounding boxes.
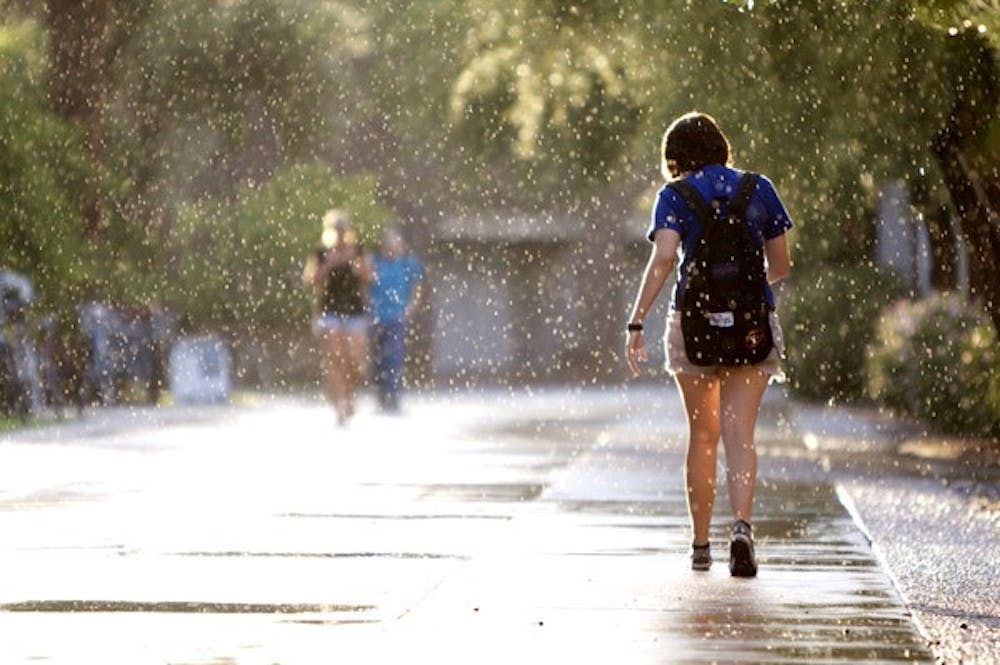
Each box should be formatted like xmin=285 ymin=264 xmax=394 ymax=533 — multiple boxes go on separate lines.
xmin=24 ymin=0 xmax=379 ymax=320
xmin=41 ymin=0 xmax=153 ymax=235
xmin=419 ymin=1 xmax=962 ymax=376
xmin=912 ymin=0 xmax=1000 ymax=333
xmin=0 ymin=19 xmax=97 ymax=308
xmin=442 ymin=1 xmax=956 ymax=249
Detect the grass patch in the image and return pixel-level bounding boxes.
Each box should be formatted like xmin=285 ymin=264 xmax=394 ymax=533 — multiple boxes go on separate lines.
xmin=0 ymin=412 xmax=76 ymax=434
xmin=0 ymin=417 xmax=24 ymax=433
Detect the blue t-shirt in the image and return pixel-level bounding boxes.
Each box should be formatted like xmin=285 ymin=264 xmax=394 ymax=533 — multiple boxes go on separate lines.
xmin=370 ymin=254 xmax=425 ymax=323
xmin=646 ymin=164 xmax=793 ymax=309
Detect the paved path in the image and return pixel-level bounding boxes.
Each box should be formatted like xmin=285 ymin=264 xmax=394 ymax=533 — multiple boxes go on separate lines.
xmin=0 ymin=388 xmax=933 ymax=664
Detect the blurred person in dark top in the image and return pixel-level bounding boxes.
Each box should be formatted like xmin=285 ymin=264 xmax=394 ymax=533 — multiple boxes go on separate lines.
xmin=303 ymin=210 xmax=372 ymax=425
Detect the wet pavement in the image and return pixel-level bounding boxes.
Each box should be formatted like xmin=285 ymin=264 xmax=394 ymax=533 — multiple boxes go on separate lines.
xmin=0 ymin=387 xmax=936 ymax=664
xmin=788 ymin=402 xmax=1000 ymax=665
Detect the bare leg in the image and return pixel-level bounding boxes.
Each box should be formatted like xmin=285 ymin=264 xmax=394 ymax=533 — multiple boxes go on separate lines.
xmin=324 ymin=331 xmax=351 ymax=422
xmin=718 ymin=367 xmax=770 ymax=523
xmin=322 ymin=332 xmax=341 ymax=405
xmin=675 ymin=373 xmax=721 ymax=545
xmin=340 ymin=330 xmax=369 ymax=420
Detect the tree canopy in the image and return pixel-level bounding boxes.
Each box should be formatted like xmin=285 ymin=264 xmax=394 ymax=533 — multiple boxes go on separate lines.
xmin=1 ymin=0 xmax=997 ymax=331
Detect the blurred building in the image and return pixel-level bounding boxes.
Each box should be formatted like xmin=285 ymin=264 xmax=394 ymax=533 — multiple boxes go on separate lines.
xmin=416 ymin=212 xmax=668 ymax=386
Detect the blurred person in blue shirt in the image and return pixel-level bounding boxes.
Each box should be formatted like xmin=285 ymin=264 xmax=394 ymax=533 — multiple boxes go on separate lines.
xmin=370 ymin=228 xmax=425 ymax=412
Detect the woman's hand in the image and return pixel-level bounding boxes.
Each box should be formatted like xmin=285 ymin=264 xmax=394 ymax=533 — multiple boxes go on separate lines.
xmin=624 ymin=230 xmax=678 ymax=378
xmin=352 ymin=252 xmax=375 ymax=282
xmin=625 ymin=330 xmax=647 ymax=378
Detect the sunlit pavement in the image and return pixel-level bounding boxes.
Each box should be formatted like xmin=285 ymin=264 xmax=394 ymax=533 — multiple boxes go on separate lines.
xmin=0 ymin=387 xmax=937 ymax=664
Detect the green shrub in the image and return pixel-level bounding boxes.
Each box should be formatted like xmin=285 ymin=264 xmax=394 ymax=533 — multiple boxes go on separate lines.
xmin=868 ymin=294 xmax=1000 ymax=438
xmin=780 ymin=264 xmax=902 ymax=402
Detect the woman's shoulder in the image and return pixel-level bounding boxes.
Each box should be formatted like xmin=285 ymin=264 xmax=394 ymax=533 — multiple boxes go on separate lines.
xmin=750 ymin=171 xmax=777 ymax=190
xmin=723 ymin=166 xmax=774 ymax=189
xmin=654 ymin=184 xmax=686 ymax=218
xmin=747 ymin=172 xmax=783 ymax=207
xmin=656 ymin=182 xmax=685 ymax=203
xmin=720 ymin=168 xmax=779 ymax=203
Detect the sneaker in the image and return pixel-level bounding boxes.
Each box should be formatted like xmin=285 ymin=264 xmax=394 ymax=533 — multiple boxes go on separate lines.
xmin=691 ymin=542 xmax=712 ymax=571
xmin=729 ymin=520 xmax=757 ymax=577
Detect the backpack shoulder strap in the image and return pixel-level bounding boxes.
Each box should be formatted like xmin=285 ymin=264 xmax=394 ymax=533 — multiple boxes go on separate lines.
xmin=668 ymin=172 xmax=760 ymax=235
xmin=667 ymin=179 xmax=715 ymax=231
xmin=729 ymin=172 xmax=760 ymax=220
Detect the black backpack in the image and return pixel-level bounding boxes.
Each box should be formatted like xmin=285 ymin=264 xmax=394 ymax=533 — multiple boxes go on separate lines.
xmin=669 ymin=172 xmax=773 ymax=366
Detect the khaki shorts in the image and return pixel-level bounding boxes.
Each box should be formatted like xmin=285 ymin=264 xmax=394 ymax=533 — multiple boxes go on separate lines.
xmin=312 ymin=313 xmax=369 ymax=336
xmin=664 ymin=309 xmax=786 ymax=383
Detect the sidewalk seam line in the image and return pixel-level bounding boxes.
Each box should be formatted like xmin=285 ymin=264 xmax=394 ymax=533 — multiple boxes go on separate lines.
xmin=834 ymin=483 xmax=936 ymax=659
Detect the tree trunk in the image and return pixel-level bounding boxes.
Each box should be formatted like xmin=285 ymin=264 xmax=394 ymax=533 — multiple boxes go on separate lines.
xmin=930 ymin=29 xmax=1000 ymax=334
xmin=44 ymin=0 xmax=112 ymax=236
xmin=923 ymin=203 xmax=959 ymax=291
xmin=933 ymin=141 xmax=1000 ymax=333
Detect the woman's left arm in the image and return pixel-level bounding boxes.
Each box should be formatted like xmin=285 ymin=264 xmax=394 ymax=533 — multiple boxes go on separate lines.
xmin=764 ymin=233 xmax=791 ymax=284
xmin=353 ymin=251 xmax=376 ymax=282
xmin=625 ymin=230 xmax=679 ymax=377
xmin=759 ymin=177 xmax=792 ymax=284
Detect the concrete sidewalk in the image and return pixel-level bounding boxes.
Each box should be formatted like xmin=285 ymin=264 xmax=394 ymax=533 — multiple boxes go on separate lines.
xmin=0 ymin=386 xmax=951 ymax=663
xmin=390 ymin=394 xmax=931 ymax=664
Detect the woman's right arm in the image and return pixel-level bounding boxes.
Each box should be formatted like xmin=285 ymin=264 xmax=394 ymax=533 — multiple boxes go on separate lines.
xmin=625 ymin=229 xmax=679 ymax=377
xmin=302 ymin=252 xmax=320 ymax=288
xmin=304 ymin=250 xmax=334 ymax=289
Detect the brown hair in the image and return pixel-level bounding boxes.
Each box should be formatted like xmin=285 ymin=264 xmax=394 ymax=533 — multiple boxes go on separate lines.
xmin=661 ymin=112 xmax=731 ymax=180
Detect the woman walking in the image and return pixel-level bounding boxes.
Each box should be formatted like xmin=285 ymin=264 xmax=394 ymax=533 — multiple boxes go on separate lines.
xmin=625 ymin=112 xmax=793 ymax=576
xmin=303 ymin=210 xmax=372 ymax=425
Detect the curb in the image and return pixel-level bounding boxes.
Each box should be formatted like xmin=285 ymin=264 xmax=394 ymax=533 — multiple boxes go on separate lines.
xmin=835 ymin=484 xmax=937 ymax=661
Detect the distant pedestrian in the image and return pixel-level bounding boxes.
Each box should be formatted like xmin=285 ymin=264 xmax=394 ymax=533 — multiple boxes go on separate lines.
xmin=38 ymin=313 xmax=85 ymax=415
xmin=369 ymin=228 xmax=424 ymax=412
xmin=303 ymin=210 xmax=373 ymax=425
xmin=625 ymin=112 xmax=793 ymax=577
